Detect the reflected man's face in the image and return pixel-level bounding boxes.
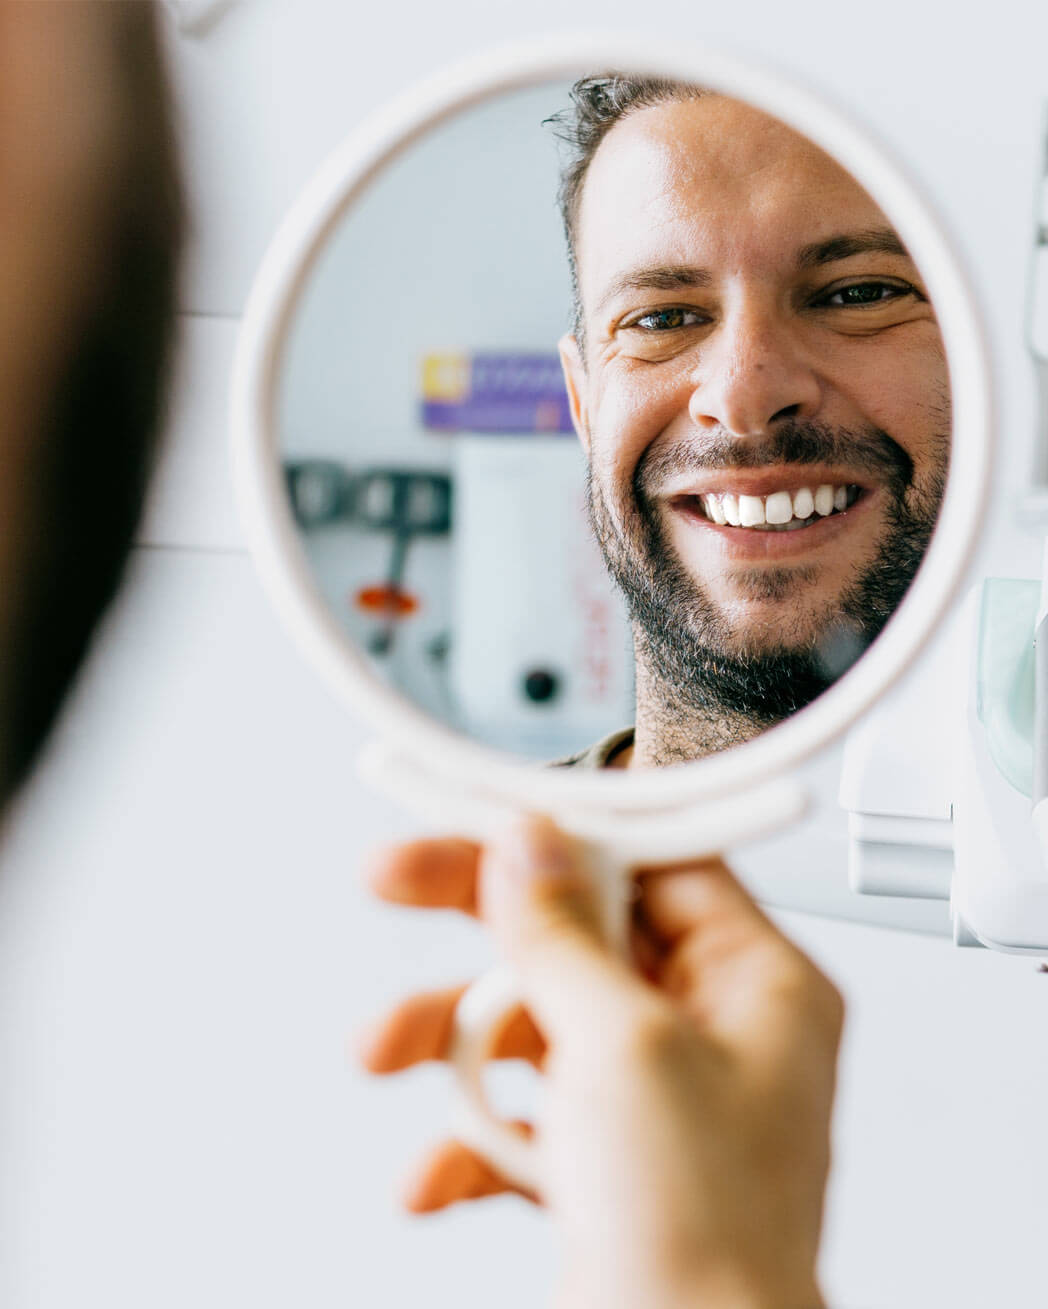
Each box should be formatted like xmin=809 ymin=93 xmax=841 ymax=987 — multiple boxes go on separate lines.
xmin=559 ymin=95 xmax=949 ymax=706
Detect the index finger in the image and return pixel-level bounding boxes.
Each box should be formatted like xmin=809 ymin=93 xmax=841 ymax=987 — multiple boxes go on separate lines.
xmin=365 ymin=837 xmax=483 ymax=915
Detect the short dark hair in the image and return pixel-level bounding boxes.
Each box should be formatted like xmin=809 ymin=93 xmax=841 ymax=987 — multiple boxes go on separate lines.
xmin=546 ymin=74 xmax=709 ymax=338
xmin=1 ymin=4 xmax=183 ymax=800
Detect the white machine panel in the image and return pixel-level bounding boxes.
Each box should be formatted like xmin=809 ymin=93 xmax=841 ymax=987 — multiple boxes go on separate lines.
xmin=450 ymin=435 xmax=633 ymax=757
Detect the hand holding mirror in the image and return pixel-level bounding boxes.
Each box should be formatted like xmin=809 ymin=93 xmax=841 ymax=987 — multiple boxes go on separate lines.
xmin=232 ymin=36 xmax=990 ymax=1193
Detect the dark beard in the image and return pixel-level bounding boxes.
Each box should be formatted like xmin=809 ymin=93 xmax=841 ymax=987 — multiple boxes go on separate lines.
xmin=589 ymin=421 xmax=948 ymax=748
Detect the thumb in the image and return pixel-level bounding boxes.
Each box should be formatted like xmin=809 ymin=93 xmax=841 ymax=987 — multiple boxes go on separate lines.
xmin=480 ymin=815 xmax=654 ymax=1049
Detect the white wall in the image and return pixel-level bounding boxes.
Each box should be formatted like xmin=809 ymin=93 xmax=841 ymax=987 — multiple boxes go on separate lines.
xmin=0 ymin=1 xmax=1047 ymax=1306
xmin=276 ymin=81 xmax=634 ymax=753
xmin=279 ymin=79 xmax=573 ymax=457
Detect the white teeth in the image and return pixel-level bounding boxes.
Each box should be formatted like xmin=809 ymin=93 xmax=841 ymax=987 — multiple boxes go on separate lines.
xmin=704 ymin=494 xmax=727 ymax=524
xmin=738 ymin=494 xmax=765 ymax=527
xmin=695 ymin=483 xmax=859 ymax=529
xmin=764 ymin=490 xmax=793 ymax=525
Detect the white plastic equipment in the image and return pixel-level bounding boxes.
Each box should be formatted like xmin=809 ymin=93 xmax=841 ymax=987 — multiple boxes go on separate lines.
xmin=450 ymin=435 xmax=633 ymax=758
xmin=843 ymin=543 xmax=1048 ymax=955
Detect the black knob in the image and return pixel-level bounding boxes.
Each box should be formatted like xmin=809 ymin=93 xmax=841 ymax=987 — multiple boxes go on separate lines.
xmin=522 ymin=669 xmax=559 ymax=704
xmin=284 ymin=460 xmax=353 ymax=527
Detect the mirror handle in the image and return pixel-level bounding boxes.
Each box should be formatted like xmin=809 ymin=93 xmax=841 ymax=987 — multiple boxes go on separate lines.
xmin=447 ymin=964 xmax=542 ymax=1194
xmin=447 ymin=842 xmax=633 ymax=1197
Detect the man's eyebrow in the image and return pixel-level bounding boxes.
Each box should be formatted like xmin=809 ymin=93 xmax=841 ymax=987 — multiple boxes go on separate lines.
xmin=797 ymin=228 xmax=910 ymax=268
xmin=595 ymin=265 xmax=713 ymax=312
xmin=593 ymin=234 xmax=910 ymax=312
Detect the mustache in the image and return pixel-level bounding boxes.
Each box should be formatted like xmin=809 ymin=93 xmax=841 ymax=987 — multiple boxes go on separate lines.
xmin=635 ymin=422 xmax=915 ymax=499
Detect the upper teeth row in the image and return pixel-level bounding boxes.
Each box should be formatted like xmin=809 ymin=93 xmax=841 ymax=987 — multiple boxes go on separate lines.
xmin=703 ymin=484 xmax=853 ymax=527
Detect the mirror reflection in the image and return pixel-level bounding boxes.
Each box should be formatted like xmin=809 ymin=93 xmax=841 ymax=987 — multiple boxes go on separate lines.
xmin=278 ymin=74 xmax=950 ymax=766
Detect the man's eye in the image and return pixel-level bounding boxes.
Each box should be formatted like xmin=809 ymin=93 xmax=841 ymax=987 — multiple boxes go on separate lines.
xmin=819 ymin=281 xmax=913 ymax=307
xmin=626 ymin=307 xmax=707 ymax=331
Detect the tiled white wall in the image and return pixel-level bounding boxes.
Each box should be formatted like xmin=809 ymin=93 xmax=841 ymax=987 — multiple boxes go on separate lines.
xmin=140 ymin=315 xmax=243 ymax=551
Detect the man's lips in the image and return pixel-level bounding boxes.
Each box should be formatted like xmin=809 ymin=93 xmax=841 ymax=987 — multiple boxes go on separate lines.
xmin=657 ymin=465 xmax=876 ymax=532
xmin=666 ymin=479 xmax=880 ymax=560
xmin=656 ymin=465 xmax=877 ymax=501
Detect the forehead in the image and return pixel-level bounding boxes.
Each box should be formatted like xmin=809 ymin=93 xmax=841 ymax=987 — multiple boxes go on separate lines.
xmin=575 ymin=95 xmax=890 ymax=296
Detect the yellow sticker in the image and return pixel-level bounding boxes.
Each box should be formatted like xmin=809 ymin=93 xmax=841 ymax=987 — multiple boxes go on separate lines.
xmin=421 ymin=353 xmax=469 ymax=401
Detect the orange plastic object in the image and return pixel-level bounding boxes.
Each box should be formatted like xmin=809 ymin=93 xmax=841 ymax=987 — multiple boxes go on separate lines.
xmin=354 ymin=585 xmax=419 ymax=616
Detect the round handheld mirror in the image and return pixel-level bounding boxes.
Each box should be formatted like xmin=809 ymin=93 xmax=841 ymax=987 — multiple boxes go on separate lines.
xmin=232 ymin=36 xmax=991 ymax=1193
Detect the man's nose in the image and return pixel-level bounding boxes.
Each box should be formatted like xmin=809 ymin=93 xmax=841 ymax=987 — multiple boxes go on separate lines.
xmin=687 ymin=307 xmax=822 ymax=437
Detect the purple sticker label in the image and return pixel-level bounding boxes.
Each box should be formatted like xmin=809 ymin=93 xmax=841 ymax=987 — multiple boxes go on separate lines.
xmin=420 ymin=353 xmax=574 ymax=435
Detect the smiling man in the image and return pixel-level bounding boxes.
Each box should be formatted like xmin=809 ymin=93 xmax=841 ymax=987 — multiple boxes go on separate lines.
xmin=553 ymin=77 xmax=949 ymax=766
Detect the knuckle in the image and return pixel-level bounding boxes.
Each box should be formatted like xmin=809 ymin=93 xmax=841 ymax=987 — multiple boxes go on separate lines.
xmin=794 ymin=960 xmax=846 ymax=1043
xmin=618 ymin=1002 xmax=689 ymax=1067
xmin=768 ymin=948 xmax=845 ymax=1039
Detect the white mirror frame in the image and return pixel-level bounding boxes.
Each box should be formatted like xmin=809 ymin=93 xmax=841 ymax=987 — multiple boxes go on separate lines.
xmin=231 ymin=32 xmax=992 ymax=816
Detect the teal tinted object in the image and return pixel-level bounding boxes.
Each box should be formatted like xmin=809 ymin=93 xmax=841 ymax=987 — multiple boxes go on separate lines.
xmin=976 ymin=579 xmax=1039 ymax=798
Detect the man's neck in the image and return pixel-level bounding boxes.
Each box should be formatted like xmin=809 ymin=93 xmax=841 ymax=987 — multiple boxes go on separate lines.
xmin=629 ymin=654 xmax=776 ymax=768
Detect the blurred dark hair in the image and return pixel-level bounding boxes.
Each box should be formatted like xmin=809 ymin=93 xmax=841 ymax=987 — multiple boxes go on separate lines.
xmin=546 ymin=74 xmax=708 ymax=337
xmin=2 ymin=4 xmax=183 ymax=800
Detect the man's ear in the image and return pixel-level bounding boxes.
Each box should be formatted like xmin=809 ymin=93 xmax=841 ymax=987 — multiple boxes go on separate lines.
xmin=558 ymin=332 xmax=590 ymax=455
